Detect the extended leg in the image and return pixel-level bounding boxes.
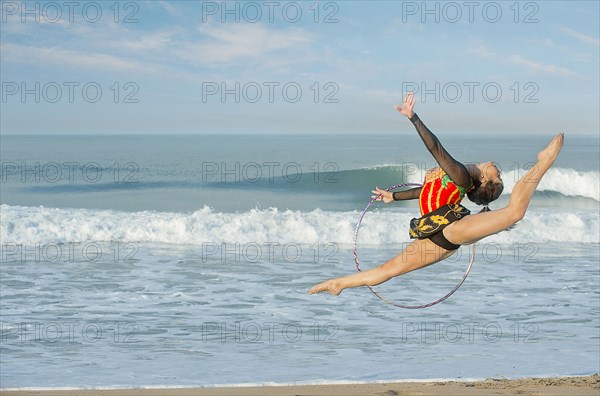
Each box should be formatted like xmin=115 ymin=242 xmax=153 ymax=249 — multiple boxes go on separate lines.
xmin=444 ymin=133 xmax=564 ymax=245
xmin=308 ymin=238 xmax=455 ymax=295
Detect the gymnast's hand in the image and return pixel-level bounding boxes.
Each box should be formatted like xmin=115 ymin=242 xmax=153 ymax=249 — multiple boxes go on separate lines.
xmin=307 ymin=278 xmax=343 ymax=295
xmin=394 ymin=92 xmax=416 ymax=118
xmin=371 ymin=187 xmax=394 ymax=203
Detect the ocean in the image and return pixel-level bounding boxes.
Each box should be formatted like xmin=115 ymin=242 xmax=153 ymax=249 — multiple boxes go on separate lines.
xmin=1 ymin=133 xmax=598 ymax=388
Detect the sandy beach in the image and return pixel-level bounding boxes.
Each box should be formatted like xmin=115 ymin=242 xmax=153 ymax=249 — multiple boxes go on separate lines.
xmin=3 ymin=375 xmax=598 ymax=396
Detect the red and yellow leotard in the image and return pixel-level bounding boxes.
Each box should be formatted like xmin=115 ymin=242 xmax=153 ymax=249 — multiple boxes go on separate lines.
xmin=391 ymin=112 xmax=474 ymax=250
xmin=419 ymin=167 xmax=469 ymax=216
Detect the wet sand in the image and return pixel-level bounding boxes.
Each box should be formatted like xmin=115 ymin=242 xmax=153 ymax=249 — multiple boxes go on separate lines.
xmin=3 ymin=375 xmax=598 ymax=396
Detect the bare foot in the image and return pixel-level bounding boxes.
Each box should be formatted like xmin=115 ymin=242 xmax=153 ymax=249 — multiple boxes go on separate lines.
xmin=537 ymin=133 xmax=564 ymax=165
xmin=307 ymin=279 xmax=343 ymax=295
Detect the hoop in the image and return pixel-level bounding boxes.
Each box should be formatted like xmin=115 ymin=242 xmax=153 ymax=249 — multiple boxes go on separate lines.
xmin=353 ymin=183 xmax=476 ymax=309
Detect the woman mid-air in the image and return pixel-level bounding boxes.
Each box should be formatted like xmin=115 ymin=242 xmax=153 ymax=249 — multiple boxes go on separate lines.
xmin=308 ymin=92 xmax=564 ymax=296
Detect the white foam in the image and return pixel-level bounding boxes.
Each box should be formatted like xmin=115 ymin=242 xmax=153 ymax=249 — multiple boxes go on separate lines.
xmin=1 ymin=204 xmax=597 ymax=246
xmin=502 ymin=168 xmax=599 ymax=201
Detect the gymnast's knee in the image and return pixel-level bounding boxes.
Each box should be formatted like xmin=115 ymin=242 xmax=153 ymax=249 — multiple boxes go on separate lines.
xmin=507 ymin=205 xmax=526 ymax=223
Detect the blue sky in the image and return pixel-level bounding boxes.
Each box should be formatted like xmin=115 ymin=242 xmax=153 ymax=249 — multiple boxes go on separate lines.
xmin=1 ymin=0 xmax=598 ymax=134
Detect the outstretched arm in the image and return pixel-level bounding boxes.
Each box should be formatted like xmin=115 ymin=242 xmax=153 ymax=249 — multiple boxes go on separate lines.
xmin=371 ymin=186 xmax=421 ymax=203
xmin=395 ymin=93 xmax=472 ymax=189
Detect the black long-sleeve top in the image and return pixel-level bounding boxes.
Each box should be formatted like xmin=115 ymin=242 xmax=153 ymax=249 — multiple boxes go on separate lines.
xmin=393 ymin=113 xmax=472 ymax=201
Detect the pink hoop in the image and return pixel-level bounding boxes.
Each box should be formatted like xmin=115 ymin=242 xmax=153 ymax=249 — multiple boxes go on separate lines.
xmin=353 ymin=183 xmax=476 ymax=309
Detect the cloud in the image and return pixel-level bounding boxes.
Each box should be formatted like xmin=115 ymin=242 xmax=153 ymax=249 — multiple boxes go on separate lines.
xmin=172 ymin=23 xmax=314 ymax=66
xmin=156 ymin=1 xmax=183 ymax=17
xmin=467 ymin=41 xmax=576 ymax=76
xmin=1 ymin=20 xmax=318 ymax=82
xmin=509 ymin=54 xmax=575 ymax=76
xmin=527 ymin=38 xmax=566 ymax=51
xmin=561 ymin=28 xmax=600 ymax=46
xmin=1 ymin=43 xmax=142 ymax=71
xmin=467 ymin=41 xmax=498 ymax=60
xmin=116 ymin=30 xmax=177 ymax=51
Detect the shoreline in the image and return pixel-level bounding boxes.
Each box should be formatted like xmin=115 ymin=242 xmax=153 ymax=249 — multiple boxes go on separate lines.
xmin=2 ymin=375 xmax=598 ymax=396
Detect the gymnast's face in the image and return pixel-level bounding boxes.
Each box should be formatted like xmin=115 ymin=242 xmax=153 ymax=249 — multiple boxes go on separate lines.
xmin=479 ymin=162 xmax=502 ymax=185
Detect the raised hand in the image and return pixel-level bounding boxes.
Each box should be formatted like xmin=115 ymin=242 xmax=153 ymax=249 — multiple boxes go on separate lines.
xmin=371 ymin=187 xmax=394 ymax=203
xmin=394 ymin=92 xmax=416 ymax=118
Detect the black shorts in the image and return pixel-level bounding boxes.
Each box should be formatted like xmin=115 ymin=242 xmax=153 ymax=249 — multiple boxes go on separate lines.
xmin=409 ymin=204 xmax=470 ymax=250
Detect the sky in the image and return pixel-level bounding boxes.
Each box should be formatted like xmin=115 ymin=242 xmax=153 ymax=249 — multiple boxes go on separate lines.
xmin=0 ymin=0 xmax=599 ymax=135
